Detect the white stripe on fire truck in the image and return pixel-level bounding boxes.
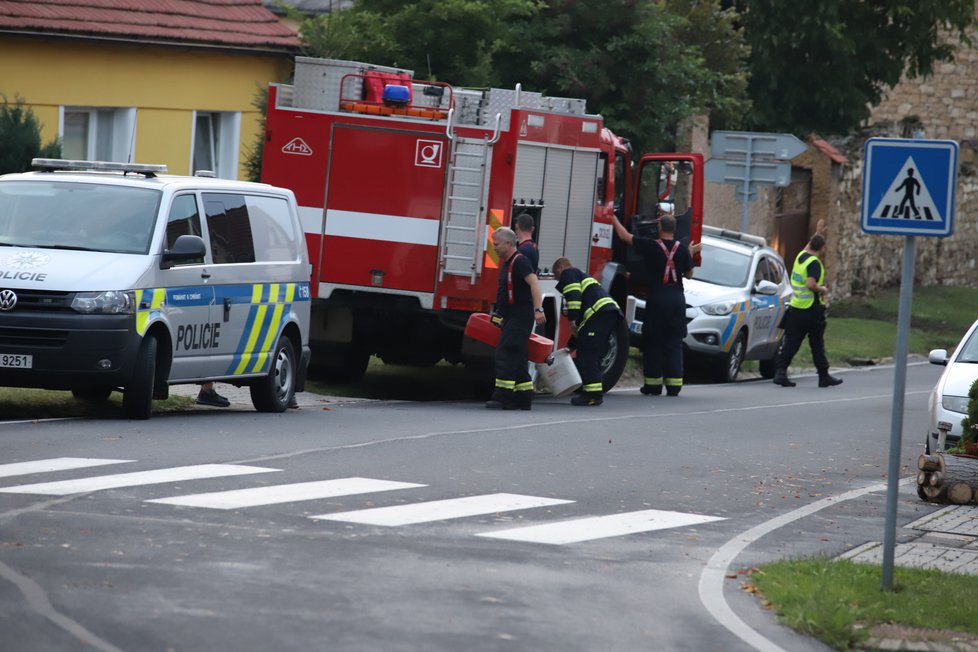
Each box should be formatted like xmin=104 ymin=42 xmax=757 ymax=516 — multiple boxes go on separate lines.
xmin=323 ymin=209 xmax=440 ymax=246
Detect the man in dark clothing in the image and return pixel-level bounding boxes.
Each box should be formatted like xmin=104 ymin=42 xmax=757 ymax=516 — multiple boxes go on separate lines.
xmin=773 ymin=233 xmax=843 ymax=388
xmin=552 ymin=257 xmax=623 ymax=406
xmin=486 ymin=227 xmax=546 ymax=410
xmin=611 ymin=212 xmax=699 ymax=396
xmin=513 ymin=212 xmax=539 ymax=272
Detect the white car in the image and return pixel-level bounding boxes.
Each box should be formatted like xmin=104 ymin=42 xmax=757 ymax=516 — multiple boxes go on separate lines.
xmin=925 ymin=317 xmax=978 ymax=454
xmin=625 ymin=226 xmax=792 ymax=383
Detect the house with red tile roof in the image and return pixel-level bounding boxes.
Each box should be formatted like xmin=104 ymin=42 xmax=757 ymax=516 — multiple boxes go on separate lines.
xmin=0 ymin=0 xmax=300 ymax=178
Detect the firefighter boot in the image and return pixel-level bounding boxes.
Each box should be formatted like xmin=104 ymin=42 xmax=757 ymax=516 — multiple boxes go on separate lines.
xmin=818 ymin=373 xmax=843 ymax=388
xmin=571 ymin=392 xmax=603 ymax=406
xmin=485 ymin=388 xmax=515 ymax=410
xmin=512 ymin=390 xmax=533 ymax=411
xmin=773 ymin=369 xmax=796 ymax=387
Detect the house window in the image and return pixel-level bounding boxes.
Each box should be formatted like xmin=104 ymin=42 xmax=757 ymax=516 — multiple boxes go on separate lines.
xmin=192 ymin=111 xmax=241 ymax=179
xmin=61 ymin=107 xmax=136 ymax=162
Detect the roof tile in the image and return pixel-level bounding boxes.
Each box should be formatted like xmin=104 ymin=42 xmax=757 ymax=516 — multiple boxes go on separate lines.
xmin=0 ymin=0 xmax=299 ymax=50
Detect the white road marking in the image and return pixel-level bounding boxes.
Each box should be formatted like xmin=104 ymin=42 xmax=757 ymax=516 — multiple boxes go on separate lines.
xmin=0 ymin=457 xmax=133 ymax=479
xmin=478 ymin=509 xmax=726 ymax=545
xmin=0 ymin=464 xmax=279 ymax=496
xmin=146 ymin=477 xmax=426 ymax=509
xmin=311 ymin=493 xmax=573 ymax=527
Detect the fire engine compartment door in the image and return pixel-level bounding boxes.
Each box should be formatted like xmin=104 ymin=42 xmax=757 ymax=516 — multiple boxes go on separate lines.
xmin=513 ymin=143 xmax=598 ymax=276
xmin=321 ymin=124 xmax=447 ymax=293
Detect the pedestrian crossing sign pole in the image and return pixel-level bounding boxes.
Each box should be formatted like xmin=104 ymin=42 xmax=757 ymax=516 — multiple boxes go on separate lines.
xmin=861 ymin=137 xmax=959 ymax=592
xmin=861 ymin=137 xmax=958 ymax=236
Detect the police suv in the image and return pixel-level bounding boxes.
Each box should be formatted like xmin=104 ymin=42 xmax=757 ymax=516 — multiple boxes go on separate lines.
xmin=0 ymin=159 xmax=311 ymax=418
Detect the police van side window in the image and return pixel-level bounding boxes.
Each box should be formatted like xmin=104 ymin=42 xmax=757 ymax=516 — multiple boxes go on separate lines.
xmin=165 ymin=194 xmax=204 ymax=265
xmin=203 ymin=193 xmax=256 ymax=264
xmin=246 ymin=195 xmax=297 ymax=262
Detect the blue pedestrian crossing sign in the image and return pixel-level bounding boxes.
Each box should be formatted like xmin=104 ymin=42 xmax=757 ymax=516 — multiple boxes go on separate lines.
xmin=861 ymin=138 xmax=958 ymax=237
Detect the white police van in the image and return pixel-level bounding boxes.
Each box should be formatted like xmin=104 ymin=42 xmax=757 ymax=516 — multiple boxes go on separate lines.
xmin=0 ymin=159 xmax=312 ymax=418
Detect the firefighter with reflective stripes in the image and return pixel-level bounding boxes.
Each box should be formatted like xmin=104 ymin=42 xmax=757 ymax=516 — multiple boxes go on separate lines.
xmin=611 ymin=211 xmax=699 ymax=396
xmin=486 ymin=227 xmax=546 ymax=410
xmin=513 ymin=212 xmax=539 ymax=272
xmin=552 ymin=258 xmax=623 ymax=406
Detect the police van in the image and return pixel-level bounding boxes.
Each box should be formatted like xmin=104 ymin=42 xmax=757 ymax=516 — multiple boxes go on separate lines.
xmin=0 ymin=159 xmax=312 ymax=419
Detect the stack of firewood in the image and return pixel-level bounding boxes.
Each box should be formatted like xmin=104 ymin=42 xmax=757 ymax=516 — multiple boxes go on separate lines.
xmin=917 ymin=453 xmax=978 ymax=504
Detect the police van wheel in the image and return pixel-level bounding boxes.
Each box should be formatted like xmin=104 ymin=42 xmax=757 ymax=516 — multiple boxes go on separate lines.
xmin=123 ymin=334 xmax=157 ymax=420
xmin=601 ymin=319 xmax=631 ymax=392
xmin=251 ymin=337 xmax=296 ymax=412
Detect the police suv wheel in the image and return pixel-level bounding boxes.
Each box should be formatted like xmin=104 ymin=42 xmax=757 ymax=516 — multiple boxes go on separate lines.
xmin=713 ymin=330 xmax=745 ymax=383
xmin=251 ymin=336 xmax=296 ymax=412
xmin=123 ymin=334 xmax=157 ymax=420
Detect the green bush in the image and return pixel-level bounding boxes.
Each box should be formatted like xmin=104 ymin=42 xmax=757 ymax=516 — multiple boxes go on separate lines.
xmin=953 ymin=377 xmax=978 ymax=452
xmin=0 ymin=93 xmax=61 ymax=174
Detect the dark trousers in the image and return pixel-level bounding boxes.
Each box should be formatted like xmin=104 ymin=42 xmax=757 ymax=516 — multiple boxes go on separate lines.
xmin=575 ymin=310 xmax=621 ymax=394
xmin=777 ymin=305 xmax=829 ymax=374
xmin=493 ymin=308 xmax=534 ymax=404
xmin=642 ymin=290 xmax=686 ymax=388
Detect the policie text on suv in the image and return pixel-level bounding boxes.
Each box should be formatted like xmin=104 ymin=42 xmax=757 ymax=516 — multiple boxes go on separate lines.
xmin=0 ymin=159 xmax=311 ymax=419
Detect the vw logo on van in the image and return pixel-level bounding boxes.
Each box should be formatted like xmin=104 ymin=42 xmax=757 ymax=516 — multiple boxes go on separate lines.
xmin=0 ymin=289 xmax=17 ymax=311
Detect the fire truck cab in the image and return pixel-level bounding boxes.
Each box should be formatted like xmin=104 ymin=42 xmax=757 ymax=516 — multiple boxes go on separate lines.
xmin=262 ymin=56 xmax=702 ymax=388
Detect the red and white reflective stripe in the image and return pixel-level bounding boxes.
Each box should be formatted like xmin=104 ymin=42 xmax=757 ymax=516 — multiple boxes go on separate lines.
xmin=506 ymin=252 xmax=523 ymax=304
xmin=656 ymin=239 xmax=680 ymax=284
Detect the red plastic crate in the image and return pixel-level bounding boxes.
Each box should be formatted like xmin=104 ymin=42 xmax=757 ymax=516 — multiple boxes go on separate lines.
xmin=464 ymin=313 xmax=553 ymax=364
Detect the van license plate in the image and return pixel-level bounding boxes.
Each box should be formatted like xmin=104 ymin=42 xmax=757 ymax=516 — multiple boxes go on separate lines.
xmin=0 ymin=354 xmax=32 ymax=368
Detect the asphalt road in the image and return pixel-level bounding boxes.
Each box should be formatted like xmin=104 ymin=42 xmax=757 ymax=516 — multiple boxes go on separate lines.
xmin=0 ymin=361 xmax=944 ymax=652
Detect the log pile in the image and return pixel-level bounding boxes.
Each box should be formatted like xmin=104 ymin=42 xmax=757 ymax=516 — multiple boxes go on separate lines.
xmin=917 ymin=453 xmax=978 ymax=504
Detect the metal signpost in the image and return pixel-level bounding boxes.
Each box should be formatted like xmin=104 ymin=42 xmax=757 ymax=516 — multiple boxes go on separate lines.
xmin=861 ymin=137 xmax=959 ymax=590
xmin=705 ymin=131 xmax=807 ymax=233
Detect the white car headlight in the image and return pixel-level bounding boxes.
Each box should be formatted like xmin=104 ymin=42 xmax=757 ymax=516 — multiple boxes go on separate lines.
xmin=71 ymin=290 xmax=135 ymax=314
xmin=942 ymin=395 xmax=970 ymax=414
xmin=701 ymin=301 xmax=736 ymax=316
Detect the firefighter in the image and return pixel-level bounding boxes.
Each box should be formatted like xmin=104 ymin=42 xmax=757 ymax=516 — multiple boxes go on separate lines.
xmin=610 ymin=211 xmax=700 ymax=396
xmin=552 ymin=257 xmax=623 ymax=406
xmin=513 ymin=212 xmax=539 ymax=272
xmin=486 ymin=227 xmax=546 ymax=410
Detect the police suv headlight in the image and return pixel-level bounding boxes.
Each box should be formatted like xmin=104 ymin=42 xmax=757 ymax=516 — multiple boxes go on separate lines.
xmin=71 ymin=290 xmax=135 ymax=314
xmin=701 ymin=301 xmax=736 ymax=316
xmin=942 ymin=395 xmax=969 ymax=414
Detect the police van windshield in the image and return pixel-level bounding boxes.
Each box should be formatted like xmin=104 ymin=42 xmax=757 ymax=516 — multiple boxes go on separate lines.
xmin=694 ymin=241 xmax=751 ymax=288
xmin=0 ymin=181 xmax=162 ymax=254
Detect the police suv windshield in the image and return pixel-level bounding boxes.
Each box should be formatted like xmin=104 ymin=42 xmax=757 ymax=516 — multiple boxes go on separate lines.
xmin=0 ymin=181 xmax=162 ymax=255
xmin=693 ymin=241 xmax=751 ymax=288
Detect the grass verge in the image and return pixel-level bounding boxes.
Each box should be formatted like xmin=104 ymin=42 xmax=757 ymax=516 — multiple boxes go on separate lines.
xmin=0 ymin=387 xmax=193 ymax=420
xmin=751 ymin=559 xmax=978 ymax=650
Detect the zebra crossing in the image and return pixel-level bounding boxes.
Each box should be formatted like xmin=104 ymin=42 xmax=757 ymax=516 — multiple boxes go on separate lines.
xmin=0 ymin=457 xmax=725 ymax=545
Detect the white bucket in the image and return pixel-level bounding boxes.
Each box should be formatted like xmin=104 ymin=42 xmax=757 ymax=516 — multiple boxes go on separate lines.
xmin=536 ymin=348 xmax=582 ymax=397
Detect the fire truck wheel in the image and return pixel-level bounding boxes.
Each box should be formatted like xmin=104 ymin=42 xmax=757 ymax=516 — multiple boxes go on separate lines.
xmin=72 ymin=386 xmax=114 ymax=402
xmin=310 ymin=345 xmax=369 ymax=382
xmin=123 ymin=334 xmax=157 ymax=420
xmin=601 ymin=319 xmax=631 ymax=392
xmin=251 ymin=336 xmax=296 ymax=412
xmin=758 ymin=357 xmax=777 ymax=379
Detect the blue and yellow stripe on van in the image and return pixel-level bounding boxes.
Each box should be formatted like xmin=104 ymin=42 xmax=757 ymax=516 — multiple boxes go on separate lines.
xmin=226 ymin=282 xmax=298 ymax=376
xmin=135 ymin=288 xmax=165 ymax=336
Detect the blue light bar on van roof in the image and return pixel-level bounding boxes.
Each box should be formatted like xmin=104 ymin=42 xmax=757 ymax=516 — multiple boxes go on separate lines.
xmin=31 ymin=158 xmax=168 ymax=176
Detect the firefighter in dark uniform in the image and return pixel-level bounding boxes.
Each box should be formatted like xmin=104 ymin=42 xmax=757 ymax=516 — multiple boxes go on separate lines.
xmin=486 ymin=227 xmax=546 ymax=410
xmin=552 ymin=257 xmax=623 ymax=406
xmin=513 ymin=212 xmax=539 ymax=272
xmin=611 ymin=211 xmax=700 ymax=396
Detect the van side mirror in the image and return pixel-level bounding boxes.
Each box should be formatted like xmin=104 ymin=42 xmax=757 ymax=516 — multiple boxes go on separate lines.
xmin=161 ymin=234 xmax=206 ymax=268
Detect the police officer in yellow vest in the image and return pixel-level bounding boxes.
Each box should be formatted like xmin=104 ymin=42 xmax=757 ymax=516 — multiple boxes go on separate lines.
xmin=773 ymin=233 xmax=843 ymax=388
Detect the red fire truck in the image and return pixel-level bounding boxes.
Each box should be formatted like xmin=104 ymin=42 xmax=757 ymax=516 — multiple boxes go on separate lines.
xmin=261 ymin=56 xmax=703 ymax=387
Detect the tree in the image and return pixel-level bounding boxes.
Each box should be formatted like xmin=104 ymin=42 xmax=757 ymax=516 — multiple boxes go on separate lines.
xmin=0 ymin=94 xmax=60 ymax=174
xmin=740 ymin=0 xmax=976 ymax=136
xmin=297 ymin=0 xmax=750 ymax=153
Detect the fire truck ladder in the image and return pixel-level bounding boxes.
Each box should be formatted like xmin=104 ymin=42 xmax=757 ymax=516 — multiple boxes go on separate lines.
xmin=439 ymin=111 xmax=501 ymax=283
